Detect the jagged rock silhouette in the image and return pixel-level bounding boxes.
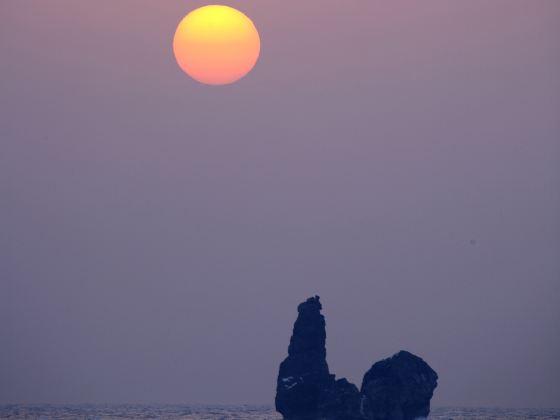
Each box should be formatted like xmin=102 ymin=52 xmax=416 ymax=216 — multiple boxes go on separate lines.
xmin=275 ymin=296 xmax=438 ymax=420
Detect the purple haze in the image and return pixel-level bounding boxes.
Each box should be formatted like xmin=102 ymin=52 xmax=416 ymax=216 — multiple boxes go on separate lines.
xmin=1 ymin=0 xmax=559 ymax=408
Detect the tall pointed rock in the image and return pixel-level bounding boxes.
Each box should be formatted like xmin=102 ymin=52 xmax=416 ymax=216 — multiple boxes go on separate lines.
xmin=275 ymin=296 xmax=334 ymax=420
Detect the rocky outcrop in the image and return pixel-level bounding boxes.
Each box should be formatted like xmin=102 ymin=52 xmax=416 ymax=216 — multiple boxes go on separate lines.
xmin=275 ymin=296 xmax=336 ymax=420
xmin=361 ymin=351 xmax=438 ymax=420
xmin=275 ymin=296 xmax=438 ymax=420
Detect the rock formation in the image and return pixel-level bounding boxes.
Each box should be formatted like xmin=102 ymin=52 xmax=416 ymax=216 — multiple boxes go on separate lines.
xmin=276 ymin=296 xmax=438 ymax=420
xmin=275 ymin=296 xmax=333 ymax=420
xmin=361 ymin=350 xmax=438 ymax=420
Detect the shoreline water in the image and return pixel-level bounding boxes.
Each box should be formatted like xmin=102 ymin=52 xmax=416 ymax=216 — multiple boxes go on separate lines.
xmin=1 ymin=404 xmax=560 ymax=419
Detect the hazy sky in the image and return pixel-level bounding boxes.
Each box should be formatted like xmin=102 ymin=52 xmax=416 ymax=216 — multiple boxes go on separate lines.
xmin=1 ymin=0 xmax=559 ymax=408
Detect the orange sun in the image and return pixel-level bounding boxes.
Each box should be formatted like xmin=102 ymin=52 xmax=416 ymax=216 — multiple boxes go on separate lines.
xmin=173 ymin=5 xmax=261 ymax=85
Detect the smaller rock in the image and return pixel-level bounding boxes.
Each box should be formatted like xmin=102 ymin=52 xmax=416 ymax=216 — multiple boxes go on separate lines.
xmin=318 ymin=378 xmax=365 ymax=420
xmin=361 ymin=350 xmax=438 ymax=420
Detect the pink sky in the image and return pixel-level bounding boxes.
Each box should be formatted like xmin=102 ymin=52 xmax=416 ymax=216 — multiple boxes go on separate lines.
xmin=1 ymin=0 xmax=559 ymax=408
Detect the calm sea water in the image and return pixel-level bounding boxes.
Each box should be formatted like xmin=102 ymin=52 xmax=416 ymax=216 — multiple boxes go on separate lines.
xmin=0 ymin=405 xmax=559 ymax=419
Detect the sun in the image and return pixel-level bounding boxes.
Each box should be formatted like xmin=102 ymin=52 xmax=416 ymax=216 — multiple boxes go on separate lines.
xmin=173 ymin=5 xmax=261 ymax=86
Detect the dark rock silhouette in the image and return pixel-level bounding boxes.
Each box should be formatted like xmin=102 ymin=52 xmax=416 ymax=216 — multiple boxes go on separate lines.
xmin=362 ymin=351 xmax=438 ymax=420
xmin=275 ymin=296 xmax=336 ymax=420
xmin=276 ymin=296 xmax=438 ymax=420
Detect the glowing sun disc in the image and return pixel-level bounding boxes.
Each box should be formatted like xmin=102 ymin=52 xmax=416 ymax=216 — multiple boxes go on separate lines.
xmin=173 ymin=5 xmax=261 ymax=85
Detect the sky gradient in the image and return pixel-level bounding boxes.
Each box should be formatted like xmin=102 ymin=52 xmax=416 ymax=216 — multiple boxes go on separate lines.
xmin=1 ymin=0 xmax=559 ymax=408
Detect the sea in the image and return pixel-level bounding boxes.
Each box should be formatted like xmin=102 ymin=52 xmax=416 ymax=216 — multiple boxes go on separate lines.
xmin=1 ymin=405 xmax=559 ymax=420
